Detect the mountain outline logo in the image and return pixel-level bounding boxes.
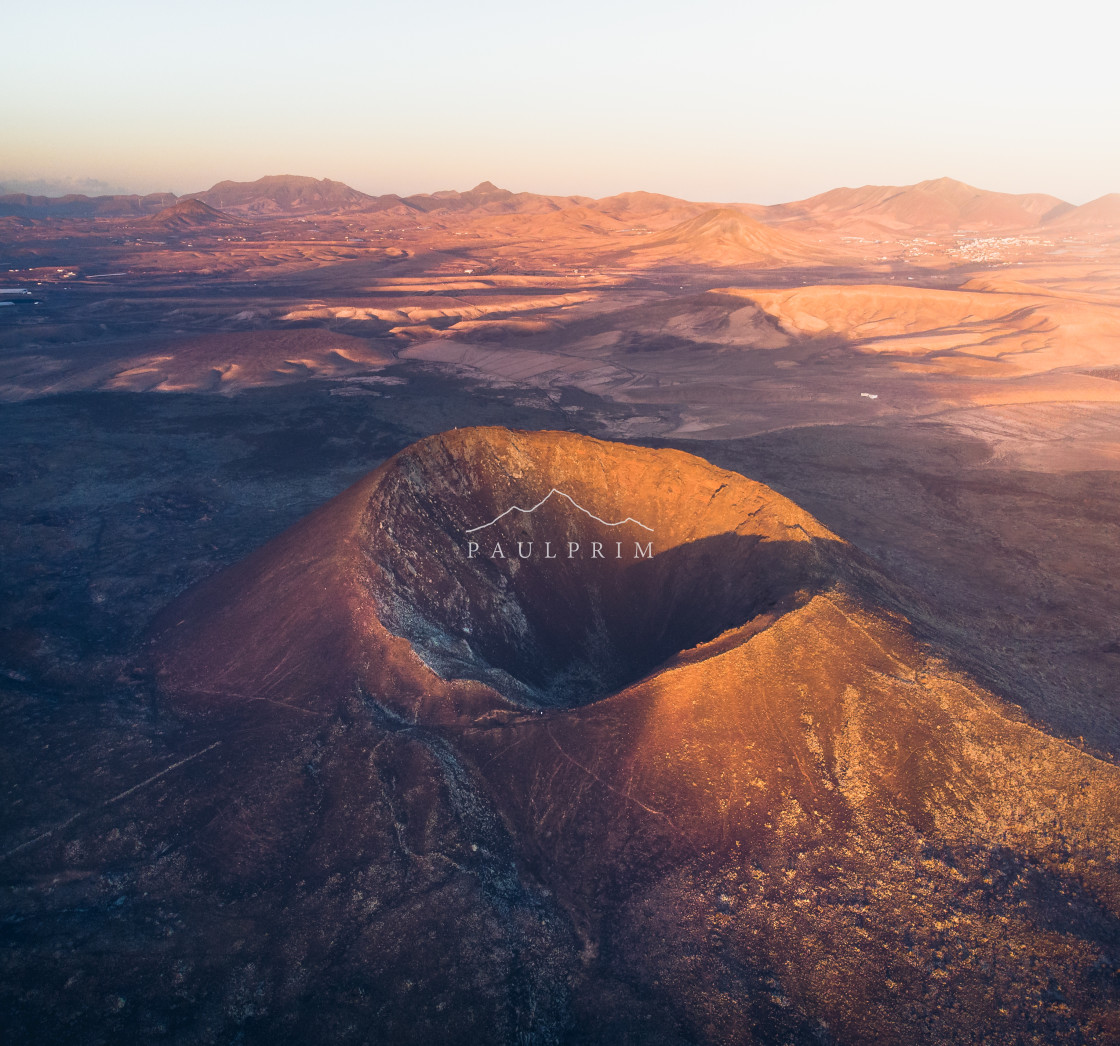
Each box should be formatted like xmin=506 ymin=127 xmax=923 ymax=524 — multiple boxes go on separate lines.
xmin=465 ymin=487 xmax=653 ymax=535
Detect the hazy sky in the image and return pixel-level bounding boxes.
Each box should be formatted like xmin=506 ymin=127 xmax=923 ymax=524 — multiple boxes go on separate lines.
xmin=3 ymin=0 xmax=1118 ymax=203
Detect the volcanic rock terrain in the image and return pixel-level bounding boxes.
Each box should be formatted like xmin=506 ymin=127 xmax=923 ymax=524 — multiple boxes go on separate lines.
xmin=4 ymin=171 xmax=1120 ymax=1044
xmin=146 ymin=427 xmax=1120 ymax=1043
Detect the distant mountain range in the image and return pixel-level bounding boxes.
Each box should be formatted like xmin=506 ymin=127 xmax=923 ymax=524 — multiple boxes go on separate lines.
xmin=1 ymin=173 xmax=1116 ymax=233
xmin=766 ymin=176 xmax=1075 ymax=231
xmin=184 ymin=175 xmax=374 ymax=217
xmin=0 ymin=190 xmax=177 ymax=219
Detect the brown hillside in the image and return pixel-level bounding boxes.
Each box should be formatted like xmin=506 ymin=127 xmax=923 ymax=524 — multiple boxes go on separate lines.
xmin=1045 ymin=192 xmax=1120 ymax=232
xmin=143 ymin=197 xmax=244 ymax=230
xmin=772 ymin=176 xmax=1071 ymax=232
xmin=402 ymin=180 xmax=593 ymax=215
xmin=618 ymin=208 xmax=828 ymax=267
xmin=187 ymin=175 xmax=375 ymax=216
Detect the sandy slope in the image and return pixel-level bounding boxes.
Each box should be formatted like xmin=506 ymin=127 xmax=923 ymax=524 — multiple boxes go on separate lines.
xmin=0 ymin=330 xmax=394 ymax=399
xmin=718 ymin=282 xmax=1120 ymax=377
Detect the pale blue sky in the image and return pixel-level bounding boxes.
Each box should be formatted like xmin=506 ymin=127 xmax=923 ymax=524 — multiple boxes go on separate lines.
xmin=3 ymin=0 xmax=1118 ymax=203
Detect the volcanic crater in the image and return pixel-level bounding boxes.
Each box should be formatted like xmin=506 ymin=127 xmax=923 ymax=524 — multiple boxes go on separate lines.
xmin=153 ymin=427 xmax=849 ymax=716
xmin=367 ymin=433 xmax=843 ymax=707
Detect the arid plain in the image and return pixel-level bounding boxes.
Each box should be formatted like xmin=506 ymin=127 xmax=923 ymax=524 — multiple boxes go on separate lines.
xmin=2 ymin=175 xmax=1120 ymax=1043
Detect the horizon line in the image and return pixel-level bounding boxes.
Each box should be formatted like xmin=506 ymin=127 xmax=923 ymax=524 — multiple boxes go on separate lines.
xmin=2 ymin=172 xmax=1112 ymax=211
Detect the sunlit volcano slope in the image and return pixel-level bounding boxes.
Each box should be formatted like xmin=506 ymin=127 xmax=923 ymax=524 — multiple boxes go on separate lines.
xmin=150 ymin=428 xmax=1120 ymax=1042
